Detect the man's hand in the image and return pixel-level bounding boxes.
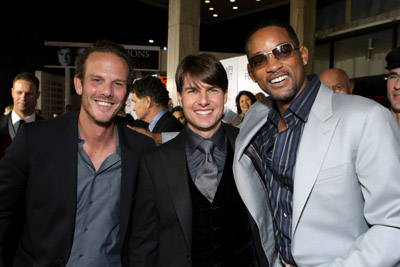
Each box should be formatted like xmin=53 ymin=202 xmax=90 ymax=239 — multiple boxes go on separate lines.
xmin=127 ymin=126 xmax=162 ymax=146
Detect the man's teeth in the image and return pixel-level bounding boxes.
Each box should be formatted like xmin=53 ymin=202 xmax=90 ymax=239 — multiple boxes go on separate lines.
xmin=98 ymin=101 xmax=111 ymax=107
xmin=196 ymin=110 xmax=212 ymax=115
xmin=271 ymin=75 xmax=288 ymax=83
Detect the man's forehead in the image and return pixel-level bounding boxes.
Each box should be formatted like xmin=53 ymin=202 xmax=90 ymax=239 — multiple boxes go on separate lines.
xmin=389 ymin=67 xmax=400 ymax=74
xmin=13 ymin=80 xmax=37 ymax=90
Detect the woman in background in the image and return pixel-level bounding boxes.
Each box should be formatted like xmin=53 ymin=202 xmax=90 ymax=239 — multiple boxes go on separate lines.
xmin=231 ymin=90 xmax=256 ymax=127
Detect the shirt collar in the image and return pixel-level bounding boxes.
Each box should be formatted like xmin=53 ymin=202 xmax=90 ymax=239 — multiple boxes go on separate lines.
xmin=78 ymin=125 xmax=121 ymax=156
xmin=185 ymin=123 xmax=226 ymax=155
xmin=148 ymin=108 xmax=168 ymax=132
xmin=11 ymin=110 xmax=36 ymax=125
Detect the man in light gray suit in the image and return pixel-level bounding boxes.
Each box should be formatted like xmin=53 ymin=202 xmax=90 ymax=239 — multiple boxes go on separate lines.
xmin=233 ymin=18 xmax=400 ymax=267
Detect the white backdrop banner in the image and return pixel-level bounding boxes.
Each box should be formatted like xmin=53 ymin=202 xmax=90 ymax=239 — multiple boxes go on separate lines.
xmin=220 ymin=55 xmax=266 ymax=112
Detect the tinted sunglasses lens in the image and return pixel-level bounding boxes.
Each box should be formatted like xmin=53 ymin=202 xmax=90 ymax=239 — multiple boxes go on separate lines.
xmin=273 ymin=43 xmax=294 ymax=60
xmin=249 ymin=54 xmax=268 ymax=68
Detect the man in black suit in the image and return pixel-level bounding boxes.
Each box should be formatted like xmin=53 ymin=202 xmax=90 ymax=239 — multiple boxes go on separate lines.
xmin=129 ymin=53 xmax=266 ymax=267
xmin=0 ymin=72 xmax=43 ymax=158
xmin=131 ymin=75 xmax=183 ymax=133
xmin=0 ymin=40 xmax=155 ymax=266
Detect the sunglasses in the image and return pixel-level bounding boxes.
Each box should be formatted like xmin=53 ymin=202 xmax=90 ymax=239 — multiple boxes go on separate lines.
xmin=248 ymin=43 xmax=300 ymax=69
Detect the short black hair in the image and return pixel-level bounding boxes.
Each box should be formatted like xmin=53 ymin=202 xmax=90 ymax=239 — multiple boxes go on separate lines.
xmin=244 ymin=18 xmax=300 ymax=57
xmin=132 ymin=76 xmax=170 ymax=108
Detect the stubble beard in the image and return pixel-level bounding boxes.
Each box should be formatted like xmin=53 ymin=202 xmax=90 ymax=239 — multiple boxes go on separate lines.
xmin=266 ymin=83 xmax=300 ymax=104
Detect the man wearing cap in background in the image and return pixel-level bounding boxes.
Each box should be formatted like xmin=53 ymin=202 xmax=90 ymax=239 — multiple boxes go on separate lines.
xmin=385 ymin=47 xmax=400 ymax=128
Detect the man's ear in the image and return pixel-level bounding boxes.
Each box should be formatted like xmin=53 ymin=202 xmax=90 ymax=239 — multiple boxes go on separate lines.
xmin=300 ymin=45 xmax=309 ymax=66
xmin=177 ymin=92 xmax=182 ymax=106
xmin=74 ymin=76 xmax=83 ymax=96
xmin=349 ymin=82 xmax=354 ymax=94
xmin=247 ymin=64 xmax=256 ymax=83
xmin=145 ymin=96 xmax=152 ymax=108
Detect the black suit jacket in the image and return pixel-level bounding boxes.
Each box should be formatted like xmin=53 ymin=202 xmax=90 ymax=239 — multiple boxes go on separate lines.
xmin=152 ymin=111 xmax=183 ymax=133
xmin=0 ymin=113 xmax=43 ymax=159
xmin=0 ymin=111 xmax=155 ymax=266
xmin=129 ymin=123 xmax=268 ymax=267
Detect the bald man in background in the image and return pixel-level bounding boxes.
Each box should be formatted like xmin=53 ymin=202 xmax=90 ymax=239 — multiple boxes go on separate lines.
xmin=320 ymin=68 xmax=353 ymax=95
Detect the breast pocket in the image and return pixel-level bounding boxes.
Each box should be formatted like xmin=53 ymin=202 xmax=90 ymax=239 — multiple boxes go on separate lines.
xmin=317 ymin=162 xmax=352 ymax=183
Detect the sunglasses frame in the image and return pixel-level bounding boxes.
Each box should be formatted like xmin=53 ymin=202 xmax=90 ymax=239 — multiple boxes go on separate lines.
xmin=248 ymin=42 xmax=300 ymax=69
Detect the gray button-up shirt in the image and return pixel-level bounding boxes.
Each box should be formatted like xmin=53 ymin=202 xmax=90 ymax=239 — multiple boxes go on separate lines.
xmin=66 ymin=128 xmax=122 ymax=267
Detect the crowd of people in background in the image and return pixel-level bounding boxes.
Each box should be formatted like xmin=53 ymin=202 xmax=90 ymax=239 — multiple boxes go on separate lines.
xmin=0 ymin=18 xmax=399 ymax=267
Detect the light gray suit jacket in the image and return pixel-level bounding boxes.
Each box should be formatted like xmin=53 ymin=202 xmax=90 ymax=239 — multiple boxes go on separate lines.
xmin=233 ymin=83 xmax=400 ymax=267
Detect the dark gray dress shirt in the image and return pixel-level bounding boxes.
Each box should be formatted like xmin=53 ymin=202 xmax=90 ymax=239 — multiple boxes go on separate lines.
xmin=66 ymin=127 xmax=122 ymax=267
xmin=185 ymin=124 xmax=227 ymax=185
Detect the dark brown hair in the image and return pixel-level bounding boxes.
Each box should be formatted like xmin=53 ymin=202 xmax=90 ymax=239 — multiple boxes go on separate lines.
xmin=175 ymin=53 xmax=228 ymax=94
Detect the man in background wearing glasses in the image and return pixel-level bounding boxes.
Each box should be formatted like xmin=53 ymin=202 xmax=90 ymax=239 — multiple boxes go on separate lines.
xmin=233 ymin=18 xmax=400 ymax=267
xmin=385 ymin=47 xmax=400 ymax=128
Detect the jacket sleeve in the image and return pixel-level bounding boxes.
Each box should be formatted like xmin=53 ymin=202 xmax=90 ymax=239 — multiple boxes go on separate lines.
xmin=128 ymin=154 xmax=159 ymax=267
xmin=328 ymin=104 xmax=400 ymax=267
xmin=0 ymin=127 xmax=29 ymax=266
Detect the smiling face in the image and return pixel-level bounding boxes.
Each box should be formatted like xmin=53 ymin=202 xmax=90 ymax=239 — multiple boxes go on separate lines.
xmin=178 ymin=75 xmax=227 ymax=138
xmin=11 ymin=79 xmax=40 ymax=118
xmin=239 ymin=94 xmax=253 ymax=114
xmin=247 ymin=26 xmax=309 ymax=111
xmin=387 ymin=67 xmax=400 ymax=113
xmin=74 ymin=52 xmax=129 ymax=127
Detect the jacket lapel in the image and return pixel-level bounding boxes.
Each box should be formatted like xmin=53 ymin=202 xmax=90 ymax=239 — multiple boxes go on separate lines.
xmin=233 ymin=99 xmax=278 ymax=260
xmin=63 ymin=112 xmax=80 ymax=245
xmin=292 ymin=85 xmax=340 ymax=237
xmin=163 ymin=131 xmax=193 ymax=249
xmin=235 ymin=98 xmax=273 ymax=161
xmin=118 ymin=123 xmax=137 ymax=244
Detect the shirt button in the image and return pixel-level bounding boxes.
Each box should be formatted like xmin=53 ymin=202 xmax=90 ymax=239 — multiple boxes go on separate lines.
xmin=84 ymin=227 xmax=88 ymax=231
xmin=89 ymin=200 xmax=94 ymax=205
xmin=79 ymin=254 xmax=83 ymax=258
xmin=283 ymin=213 xmax=288 ymax=217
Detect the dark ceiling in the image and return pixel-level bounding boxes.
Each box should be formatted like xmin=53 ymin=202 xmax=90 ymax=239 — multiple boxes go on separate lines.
xmin=0 ymin=0 xmax=290 ymax=109
xmin=138 ymin=0 xmax=288 ymax=25
xmin=133 ymin=0 xmax=290 ymax=53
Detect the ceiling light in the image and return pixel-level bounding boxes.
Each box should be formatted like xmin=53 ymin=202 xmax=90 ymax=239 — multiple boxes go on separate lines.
xmin=149 ymin=39 xmax=154 ymax=43
xmin=205 ymin=0 xmax=210 ymax=3
xmin=209 ymin=7 xmax=214 ymax=10
xmin=256 ymin=0 xmax=261 ymax=1
xmin=213 ymin=13 xmax=218 ymax=17
xmin=233 ymin=6 xmax=238 ymax=9
xmin=230 ymin=0 xmax=236 ymax=2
